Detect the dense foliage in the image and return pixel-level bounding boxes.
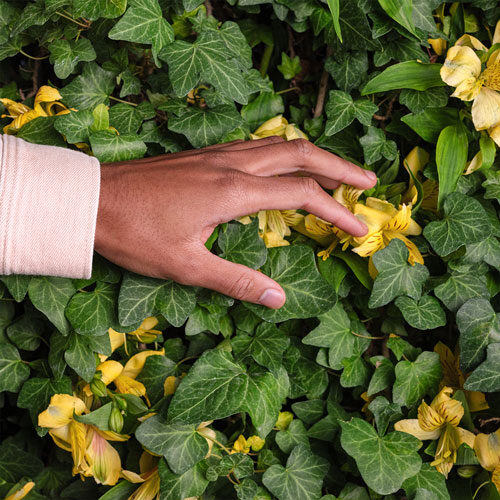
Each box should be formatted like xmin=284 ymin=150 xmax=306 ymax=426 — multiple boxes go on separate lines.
xmin=1 ymin=0 xmax=500 ymax=499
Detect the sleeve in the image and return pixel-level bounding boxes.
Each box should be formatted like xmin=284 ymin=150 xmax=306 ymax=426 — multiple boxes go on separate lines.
xmin=0 ymin=134 xmax=101 ymax=279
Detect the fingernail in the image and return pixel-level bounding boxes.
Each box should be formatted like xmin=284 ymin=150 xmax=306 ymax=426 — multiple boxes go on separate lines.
xmin=259 ymin=289 xmax=285 ymax=309
xmin=364 ymin=170 xmax=377 ymax=183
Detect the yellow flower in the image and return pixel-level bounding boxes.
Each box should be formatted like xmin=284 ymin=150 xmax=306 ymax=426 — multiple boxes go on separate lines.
xmin=38 ymin=394 xmax=89 ymax=475
xmin=0 ymin=85 xmax=71 ymax=134
xmin=247 ymin=435 xmax=265 ymax=451
xmin=275 ymin=411 xmax=293 ymax=431
xmin=440 ymin=26 xmax=500 ymax=143
xmin=121 ymin=452 xmax=161 ymax=500
xmin=232 ymin=434 xmax=250 ymax=453
xmin=250 ymin=115 xmax=307 ymax=141
xmin=395 ymin=387 xmax=475 ymax=477
xmin=474 ymin=429 xmax=500 ymax=492
xmin=434 ymin=341 xmax=488 ymax=413
xmin=5 ymin=482 xmax=35 ymax=500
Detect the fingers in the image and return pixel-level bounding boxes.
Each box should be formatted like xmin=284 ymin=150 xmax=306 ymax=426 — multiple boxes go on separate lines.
xmin=232 ymin=139 xmax=377 ymax=189
xmin=284 ymin=172 xmax=341 ymax=190
xmin=224 ymin=172 xmax=368 ymax=237
xmin=189 ymin=249 xmax=286 ymax=308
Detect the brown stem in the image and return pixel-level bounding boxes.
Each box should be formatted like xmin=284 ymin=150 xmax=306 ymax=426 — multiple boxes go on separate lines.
xmin=313 ymin=47 xmax=333 ymax=118
xmin=204 ymin=0 xmax=213 ymax=16
xmin=25 ymin=58 xmax=41 ymax=99
xmin=287 ymin=25 xmax=295 ymax=59
xmin=373 ymin=94 xmax=398 ymax=121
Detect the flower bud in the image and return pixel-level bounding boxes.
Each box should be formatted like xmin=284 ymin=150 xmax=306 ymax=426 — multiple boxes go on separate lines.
xmin=90 ymin=379 xmax=108 ymax=398
xmin=457 ymin=465 xmax=479 ymax=478
xmin=114 ymin=395 xmax=128 ymax=412
xmin=109 ymin=407 xmax=124 ymax=433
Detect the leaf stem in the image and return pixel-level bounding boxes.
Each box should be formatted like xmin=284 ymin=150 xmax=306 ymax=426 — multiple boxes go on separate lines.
xmin=259 ymin=43 xmax=274 ymax=78
xmin=351 ymin=331 xmax=385 ymax=340
xmin=472 ymin=480 xmax=489 ymax=500
xmin=109 ymin=96 xmax=138 ymax=106
xmin=199 ymin=432 xmax=232 ymax=454
xmin=19 ymin=49 xmax=49 ymax=61
xmin=55 ymin=11 xmax=89 ymax=27
xmin=276 ymin=87 xmax=300 ymax=95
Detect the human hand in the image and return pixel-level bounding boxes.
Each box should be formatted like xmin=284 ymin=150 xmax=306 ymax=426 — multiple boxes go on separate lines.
xmin=94 ymin=137 xmax=377 ymax=309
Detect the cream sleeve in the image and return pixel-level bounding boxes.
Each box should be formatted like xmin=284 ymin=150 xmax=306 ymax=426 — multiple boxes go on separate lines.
xmin=0 ymin=134 xmax=101 ymax=279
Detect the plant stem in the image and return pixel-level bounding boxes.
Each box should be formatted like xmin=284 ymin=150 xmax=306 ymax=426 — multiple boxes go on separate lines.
xmin=259 ymin=43 xmax=274 ymax=78
xmin=276 ymin=87 xmax=300 ymax=95
xmin=55 ymin=11 xmax=88 ymax=27
xmin=313 ymin=46 xmax=333 ymax=118
xmin=109 ymin=96 xmax=138 ymax=106
xmin=19 ymin=49 xmax=49 ymax=61
xmin=473 ymin=481 xmax=489 ymax=500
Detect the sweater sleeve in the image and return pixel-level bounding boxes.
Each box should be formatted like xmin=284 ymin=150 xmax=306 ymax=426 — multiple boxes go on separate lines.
xmin=0 ymin=134 xmax=101 ymax=279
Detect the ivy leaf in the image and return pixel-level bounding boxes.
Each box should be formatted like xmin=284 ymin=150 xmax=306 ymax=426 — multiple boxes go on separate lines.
xmin=232 ymin=322 xmax=290 ymax=372
xmin=291 ymin=400 xmax=325 ymax=424
xmin=218 ymin=219 xmax=267 ymax=269
xmin=65 ymin=282 xmax=118 ymax=335
xmin=434 ymin=272 xmax=489 ymax=312
xmin=136 ymin=356 xmax=177 ymax=405
xmin=395 ymin=295 xmax=446 ymax=330
xmin=64 ymin=332 xmax=96 ymax=382
xmin=168 ymin=105 xmax=243 ymax=148
xmin=275 ymin=420 xmax=309 ymax=454
xmin=399 ymin=88 xmax=448 ymax=114
xmin=324 ymin=90 xmax=356 ymax=136
xmin=28 ymin=277 xmax=75 ymax=334
xmin=108 ymin=0 xmax=173 ymax=59
xmin=457 ymin=298 xmax=500 ymax=372
xmin=244 ymin=246 xmax=336 ymax=322
xmin=278 ymin=52 xmax=301 ymax=80
xmin=158 ymin=459 xmax=209 ymax=500
xmin=54 ymin=109 xmax=94 ymax=144
xmin=340 ymin=355 xmax=370 ymax=388
xmin=89 ymin=130 xmax=147 ymax=162
xmin=340 ymin=418 xmax=422 ymax=495
xmin=169 ymin=350 xmax=287 ymax=437
xmin=159 ymin=30 xmax=249 ymax=104
xmin=403 ymin=463 xmax=450 ymax=500
xmin=423 ymin=193 xmax=492 ymax=257
xmin=136 ymin=416 xmax=208 ymax=474
xmin=393 ymin=351 xmax=442 ymax=407
xmin=61 ymin=62 xmax=115 ymax=109
xmin=367 ymin=356 xmax=395 ymax=396
xmin=369 ymin=239 xmax=429 ymax=309
xmin=0 ymin=443 xmax=44 ymax=483
xmin=337 ymin=0 xmax=381 ymax=50
xmin=262 ymin=445 xmax=329 ymax=500
xmin=16 ymin=116 xmax=66 ymax=147
xmin=9 ymin=1 xmax=49 ymax=37
xmin=0 ymin=275 xmax=31 ymax=302
xmin=359 ymin=126 xmax=397 ymax=165
xmin=6 ymin=311 xmax=44 ymax=351
xmin=48 ymin=38 xmax=96 ymax=79
xmin=325 ymin=51 xmax=368 ymax=93
xmin=482 ymin=170 xmax=500 ymax=203
xmin=73 ymin=0 xmax=127 ymax=20
xmin=368 ymin=396 xmax=402 ymax=436
xmin=464 ymin=343 xmax=500 ymax=392
xmin=118 ymin=272 xmax=196 ymax=328
xmin=108 ymin=103 xmax=144 ymax=135
xmin=464 ymin=236 xmax=500 ymax=268
xmin=0 ymin=342 xmax=30 ymax=393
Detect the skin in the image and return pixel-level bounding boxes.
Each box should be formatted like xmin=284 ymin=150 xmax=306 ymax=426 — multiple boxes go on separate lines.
xmin=94 ymin=136 xmax=377 ymax=309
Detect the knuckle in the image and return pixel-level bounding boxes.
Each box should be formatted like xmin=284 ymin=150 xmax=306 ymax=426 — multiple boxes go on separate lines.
xmin=204 ymin=150 xmax=231 ymax=169
xmin=228 ymin=274 xmax=254 ymax=300
xmin=299 ymin=176 xmax=321 ymax=196
xmin=291 ymin=138 xmax=313 ymax=159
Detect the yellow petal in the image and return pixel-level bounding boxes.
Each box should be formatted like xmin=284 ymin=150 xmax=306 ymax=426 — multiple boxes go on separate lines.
xmin=265 ymin=210 xmax=288 ymax=238
xmin=433 ymin=424 xmax=461 ymax=478
xmin=474 ymin=429 xmax=500 ymax=471
xmin=441 ymin=45 xmax=481 ymax=88
xmin=465 ymin=151 xmax=483 ymax=175
xmin=428 ymin=37 xmax=447 ymax=56
xmin=108 ymin=328 xmax=126 ymax=353
xmin=281 ymin=209 xmax=303 ymax=226
xmin=38 ymin=394 xmax=87 ymax=428
xmin=435 ymin=397 xmax=464 ymax=427
xmin=455 ymin=34 xmax=487 ymax=51
xmin=232 ymin=435 xmax=249 ymax=454
xmin=483 ymin=58 xmax=500 ymax=92
xmin=434 ymin=342 xmax=460 ymax=388
xmin=122 ymin=349 xmax=165 ymax=379
xmin=120 ymin=469 xmax=145 ymax=483
xmin=97 ymin=360 xmax=124 ymax=385
xmin=128 ymin=470 xmax=160 ymax=500
xmin=140 ymin=317 xmax=159 ymax=330
xmin=304 ymin=214 xmax=334 ymax=237
xmin=69 ymin=420 xmax=88 ymax=472
xmin=472 ymin=87 xmax=500 ymax=130
xmin=451 ymin=77 xmax=483 ymax=101
xmin=364 ymin=197 xmax=398 ymax=216
xmin=457 ymin=427 xmax=475 ymax=448
xmin=404 ymin=147 xmax=429 ymax=187
xmin=49 ymin=425 xmax=72 ymax=452
xmin=489 ymin=123 xmax=500 ymax=146
xmin=163 ymin=375 xmax=177 ymax=396
xmin=5 ymin=482 xmax=35 ymax=500
xmin=383 ymin=233 xmax=424 ymax=266
xmin=114 ymin=375 xmax=147 ymax=398
xmin=352 ymin=231 xmax=385 ymax=257
xmin=383 ymin=204 xmax=421 ymax=235
xmin=368 ymin=255 xmax=378 ymax=279
xmin=333 ymin=184 xmax=364 ymax=212
xmin=247 ymin=435 xmax=265 ymax=451
xmin=494 ymin=20 xmax=500 ymax=45
xmin=197 ymin=424 xmax=216 ymax=457
xmin=465 ymin=389 xmax=489 ymax=413
xmin=0 ymin=98 xmax=31 ymax=116
xmin=275 ymin=411 xmax=293 ymax=431
xmin=284 ymin=124 xmax=307 ymax=140
xmin=263 ymin=230 xmax=289 ymax=248
xmin=85 ymin=428 xmax=121 ymax=485
xmin=418 ymin=400 xmax=445 ymax=431
xmin=394 ymin=419 xmax=442 ymax=440
xmin=252 ymin=115 xmax=288 ymax=139
xmin=34 ymin=85 xmax=63 ymax=106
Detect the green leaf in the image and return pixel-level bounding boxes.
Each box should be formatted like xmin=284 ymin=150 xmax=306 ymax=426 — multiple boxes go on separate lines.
xmin=9 ymin=1 xmax=49 ymax=37
xmin=367 ymin=357 xmax=395 ymax=396
xmin=395 ymin=295 xmax=446 ymax=330
xmin=108 ymin=0 xmax=173 ymax=59
xmin=340 ymin=418 xmax=422 ymax=495
xmin=159 ymin=30 xmax=248 ymax=104
xmin=457 ymin=298 xmax=500 ymax=372
xmin=158 ymin=459 xmax=209 ymax=500
xmin=16 ymin=116 xmax=66 ymax=147
xmin=232 ymin=322 xmax=290 ymax=372
xmin=275 ymin=419 xmax=309 ymax=454
xmin=262 ymin=445 xmax=328 ymax=500
xmin=65 ymin=282 xmax=118 ymax=335
xmin=362 ymin=62 xmax=445 ymax=94
xmin=0 ymin=443 xmax=44 ymax=483
xmin=136 ymin=416 xmax=208 ymax=474
xmin=359 ymin=126 xmax=397 ymax=165
xmin=244 ymin=246 xmax=336 ymax=322
xmin=73 ymin=0 xmax=127 ymax=20
xmin=324 ymin=90 xmax=355 ymax=136
xmin=61 ymin=62 xmax=115 ymax=109
xmin=168 ymin=105 xmax=243 ymax=148
xmin=118 ymin=272 xmax=196 ymax=328
xmin=6 ymin=311 xmax=44 ymax=351
xmin=89 ymin=130 xmax=146 ymax=162
xmin=393 ymin=351 xmax=442 ymax=407
xmin=64 ymin=332 xmax=96 ymax=382
xmin=464 ymin=343 xmax=500 ymax=392
xmin=168 ymin=350 xmax=287 ymax=437
xmin=218 ymin=220 xmax=267 ymax=269
xmin=0 ymin=342 xmax=30 ymax=392
xmin=108 ymin=103 xmax=143 ymax=135
xmin=436 ymin=124 xmax=468 ymax=210
xmin=241 ymin=92 xmax=284 ymax=131
xmin=403 ymin=463 xmax=450 ymax=500
xmin=340 ymin=355 xmax=370 ymax=388
xmin=0 ymin=275 xmax=31 ymax=302
xmin=291 ymin=400 xmax=325 ymax=424
xmin=136 ymin=355 xmax=176 ymax=405
xmin=325 ymin=0 xmax=342 ymax=42
xmin=277 ymin=52 xmax=301 ymax=80
xmin=399 ymin=87 xmax=448 ymax=114
xmin=368 ymin=396 xmax=402 ymax=435
xmin=28 ymin=277 xmax=76 ymax=334
xmin=369 ymin=239 xmax=429 ymax=309
xmin=464 ymin=236 xmax=500 ymax=268
xmin=434 ymin=271 xmax=489 ymax=312
xmin=325 ymin=51 xmax=368 ymax=93
xmin=337 ymin=0 xmax=381 ymax=51
xmin=401 ymin=108 xmax=460 ymax=143
xmin=378 ymin=0 xmax=417 ymax=36
xmin=423 ymin=193 xmax=492 ymax=257
xmin=483 ymin=170 xmax=500 ymax=203
xmin=48 ymin=38 xmax=96 ymax=79
xmin=54 ymin=109 xmax=94 ymax=144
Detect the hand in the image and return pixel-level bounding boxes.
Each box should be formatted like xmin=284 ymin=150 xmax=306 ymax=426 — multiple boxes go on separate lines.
xmin=94 ymin=137 xmax=377 ymax=309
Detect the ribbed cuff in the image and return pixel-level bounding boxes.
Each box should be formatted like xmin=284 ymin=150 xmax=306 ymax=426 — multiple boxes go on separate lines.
xmin=0 ymin=134 xmax=101 ymax=279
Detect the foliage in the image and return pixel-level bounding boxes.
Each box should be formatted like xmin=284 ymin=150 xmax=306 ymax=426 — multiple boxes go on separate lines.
xmin=1 ymin=1 xmax=500 ymax=499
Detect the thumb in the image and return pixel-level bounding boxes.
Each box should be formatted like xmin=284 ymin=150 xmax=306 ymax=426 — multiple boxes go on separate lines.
xmin=190 ymin=250 xmax=286 ymax=309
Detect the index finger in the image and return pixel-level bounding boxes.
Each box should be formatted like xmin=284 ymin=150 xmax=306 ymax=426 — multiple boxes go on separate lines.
xmin=233 ymin=138 xmax=377 ymax=190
